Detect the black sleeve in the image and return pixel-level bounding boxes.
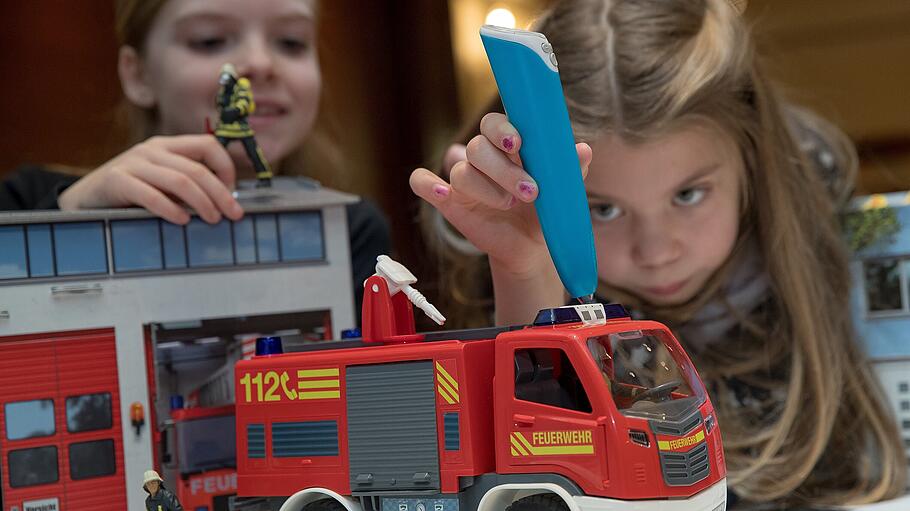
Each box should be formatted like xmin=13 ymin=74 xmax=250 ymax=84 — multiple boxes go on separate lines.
xmin=167 ymin=490 xmax=184 ymax=511
xmin=0 ymin=165 xmax=79 ymax=211
xmin=346 ymin=199 xmax=391 ymax=325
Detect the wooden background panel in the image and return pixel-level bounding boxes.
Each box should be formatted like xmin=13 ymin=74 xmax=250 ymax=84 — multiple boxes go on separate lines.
xmin=0 ymin=1 xmax=122 ymax=174
xmin=747 ymin=0 xmax=910 ymax=191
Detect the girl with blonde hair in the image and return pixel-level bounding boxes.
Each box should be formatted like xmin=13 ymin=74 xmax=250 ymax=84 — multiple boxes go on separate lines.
xmin=411 ymin=0 xmax=906 ymax=506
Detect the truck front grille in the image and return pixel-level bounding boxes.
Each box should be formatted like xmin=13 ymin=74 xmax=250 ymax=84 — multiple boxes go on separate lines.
xmin=651 ymin=413 xmax=702 ymax=436
xmin=658 ymin=442 xmax=710 ymax=486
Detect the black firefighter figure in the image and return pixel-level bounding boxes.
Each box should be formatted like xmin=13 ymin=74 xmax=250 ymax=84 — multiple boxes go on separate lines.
xmin=214 ymin=63 xmax=273 ymax=188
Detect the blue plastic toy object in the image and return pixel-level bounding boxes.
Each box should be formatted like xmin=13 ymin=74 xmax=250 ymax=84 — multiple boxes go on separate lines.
xmin=480 ymin=25 xmax=598 ymax=301
xmin=255 ymin=336 xmax=284 ymax=356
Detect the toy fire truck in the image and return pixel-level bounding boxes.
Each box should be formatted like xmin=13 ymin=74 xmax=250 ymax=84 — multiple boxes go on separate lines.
xmin=161 ymin=405 xmax=238 ymax=511
xmin=234 ymin=257 xmax=727 ymax=511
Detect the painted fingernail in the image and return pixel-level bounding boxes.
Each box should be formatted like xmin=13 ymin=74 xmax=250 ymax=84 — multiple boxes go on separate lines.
xmin=433 ymin=184 xmax=451 ymax=198
xmin=502 ymin=136 xmax=515 ymax=152
xmin=518 ymin=180 xmax=537 ymax=201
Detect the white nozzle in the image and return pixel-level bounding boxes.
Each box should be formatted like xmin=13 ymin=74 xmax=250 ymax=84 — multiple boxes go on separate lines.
xmin=403 ymin=285 xmax=446 ymax=325
xmin=372 ymin=255 xmax=446 ymax=325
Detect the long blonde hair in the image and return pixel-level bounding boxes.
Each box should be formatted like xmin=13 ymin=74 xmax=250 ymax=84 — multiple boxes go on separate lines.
xmin=426 ymin=0 xmax=906 ymax=505
xmin=112 ymin=0 xmax=343 ymax=186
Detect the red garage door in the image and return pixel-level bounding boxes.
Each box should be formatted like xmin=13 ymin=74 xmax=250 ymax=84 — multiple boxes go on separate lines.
xmin=0 ymin=329 xmax=125 ymax=511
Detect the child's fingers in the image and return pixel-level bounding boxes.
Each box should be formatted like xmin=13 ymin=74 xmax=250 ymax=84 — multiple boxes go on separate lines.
xmin=152 ymin=135 xmax=238 ymax=190
xmin=118 ymin=176 xmax=191 ymax=225
xmin=465 ymin=135 xmax=537 ymax=203
xmin=150 ymin=150 xmax=244 ymax=221
xmin=442 ymin=144 xmax=467 ymax=179
xmin=410 ymin=167 xmax=454 ymax=209
xmin=479 ymin=112 xmax=521 ymax=154
xmin=131 ymin=163 xmax=223 ymax=224
xmin=577 ymin=142 xmax=593 ymax=179
xmin=449 ymin=160 xmax=516 ymax=211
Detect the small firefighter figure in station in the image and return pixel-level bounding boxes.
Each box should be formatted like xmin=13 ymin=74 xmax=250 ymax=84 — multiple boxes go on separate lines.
xmin=143 ymin=470 xmax=184 ymax=511
xmin=214 ymin=63 xmax=273 ymax=188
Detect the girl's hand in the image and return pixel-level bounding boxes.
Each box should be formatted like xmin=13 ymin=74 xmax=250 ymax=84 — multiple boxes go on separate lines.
xmin=58 ymin=135 xmax=244 ymax=224
xmin=411 ymin=112 xmax=592 ymax=279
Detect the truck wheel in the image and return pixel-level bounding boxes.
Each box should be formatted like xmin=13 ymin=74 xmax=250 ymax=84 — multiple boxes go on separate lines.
xmin=505 ymin=494 xmax=569 ymax=511
xmin=303 ymin=499 xmax=346 ymax=511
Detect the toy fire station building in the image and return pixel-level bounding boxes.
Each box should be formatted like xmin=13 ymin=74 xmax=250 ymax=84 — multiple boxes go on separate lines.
xmin=849 ymin=191 xmax=910 ymax=467
xmin=0 ymin=181 xmax=357 ymax=511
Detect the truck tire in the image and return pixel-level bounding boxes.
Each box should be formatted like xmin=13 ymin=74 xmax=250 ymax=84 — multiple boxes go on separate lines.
xmin=505 ymin=494 xmax=569 ymax=511
xmin=302 ymin=499 xmax=346 ymax=511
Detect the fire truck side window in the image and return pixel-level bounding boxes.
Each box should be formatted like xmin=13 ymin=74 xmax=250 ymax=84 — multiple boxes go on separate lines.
xmin=514 ymin=348 xmax=592 ymax=413
xmin=66 ymin=393 xmax=113 ymax=433
xmin=69 ymin=439 xmax=117 ymax=480
xmin=5 ymin=399 xmax=55 ymax=440
xmin=8 ymin=446 xmax=58 ymax=488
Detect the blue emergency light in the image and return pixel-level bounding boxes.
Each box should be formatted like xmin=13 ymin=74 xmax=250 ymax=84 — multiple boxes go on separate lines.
xmin=255 ymin=336 xmax=284 ymax=356
xmin=533 ymin=303 xmax=629 ymax=327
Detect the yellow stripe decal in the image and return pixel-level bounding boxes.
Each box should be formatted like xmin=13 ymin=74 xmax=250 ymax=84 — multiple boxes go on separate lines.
xmin=435 ymin=362 xmax=459 ymax=391
xmin=511 ymin=447 xmax=520 ymax=456
xmin=437 ymin=377 xmax=460 ymax=403
xmin=299 ymin=390 xmax=341 ymax=400
xmin=297 ymin=379 xmax=340 ymax=389
xmin=514 ymin=432 xmax=535 ymax=452
xmin=298 ymin=368 xmax=339 ymax=378
xmin=510 ymin=434 xmax=530 ymax=456
xmin=510 ymin=431 xmax=594 ymax=456
xmin=531 ymin=445 xmax=595 ymax=455
xmin=437 ymin=385 xmax=456 ymax=405
xmin=658 ymin=430 xmax=705 ymax=451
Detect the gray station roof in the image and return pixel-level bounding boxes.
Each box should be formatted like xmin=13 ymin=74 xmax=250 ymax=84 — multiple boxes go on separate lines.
xmin=0 ymin=177 xmax=359 ymax=225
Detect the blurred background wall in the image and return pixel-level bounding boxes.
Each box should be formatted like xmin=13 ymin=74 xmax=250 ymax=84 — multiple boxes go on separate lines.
xmin=2 ymin=0 xmax=909 ymax=260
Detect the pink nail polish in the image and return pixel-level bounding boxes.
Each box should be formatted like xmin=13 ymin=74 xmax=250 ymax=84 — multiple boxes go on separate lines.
xmin=433 ymin=184 xmax=450 ymax=198
xmin=518 ymin=180 xmax=537 ymax=200
xmin=502 ymin=136 xmax=514 ymax=151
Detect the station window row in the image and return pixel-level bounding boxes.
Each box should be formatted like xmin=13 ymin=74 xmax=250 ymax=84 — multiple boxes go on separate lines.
xmin=863 ymin=257 xmax=910 ymax=314
xmin=0 ymin=211 xmax=323 ymax=281
xmin=4 ymin=393 xmax=115 ymax=488
xmin=4 ymin=393 xmax=113 ymax=441
xmin=8 ymin=439 xmax=116 ymax=487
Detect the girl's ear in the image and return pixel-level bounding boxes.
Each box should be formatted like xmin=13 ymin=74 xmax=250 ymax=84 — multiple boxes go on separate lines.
xmin=118 ymin=46 xmax=156 ymax=108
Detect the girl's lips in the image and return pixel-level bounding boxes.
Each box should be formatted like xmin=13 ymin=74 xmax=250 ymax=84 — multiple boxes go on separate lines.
xmin=248 ymin=111 xmax=285 ymax=130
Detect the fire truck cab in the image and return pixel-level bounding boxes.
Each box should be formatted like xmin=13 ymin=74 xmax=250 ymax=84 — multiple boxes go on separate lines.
xmin=234 ymin=268 xmax=727 ymax=511
xmin=161 ymin=405 xmax=238 ymax=511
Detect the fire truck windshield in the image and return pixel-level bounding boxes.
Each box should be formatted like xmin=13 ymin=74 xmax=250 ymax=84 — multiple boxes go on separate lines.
xmin=176 ymin=414 xmax=236 ymax=474
xmin=586 ymin=330 xmax=706 ymax=420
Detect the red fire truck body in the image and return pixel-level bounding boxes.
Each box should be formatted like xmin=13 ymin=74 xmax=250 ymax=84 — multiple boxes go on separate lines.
xmin=166 ymin=405 xmax=238 ymax=511
xmin=235 ymin=277 xmax=726 ymax=511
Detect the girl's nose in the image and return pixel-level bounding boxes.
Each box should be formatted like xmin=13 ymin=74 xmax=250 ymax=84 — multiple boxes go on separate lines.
xmin=235 ymin=35 xmax=276 ymax=82
xmin=631 ymin=217 xmax=682 ymax=269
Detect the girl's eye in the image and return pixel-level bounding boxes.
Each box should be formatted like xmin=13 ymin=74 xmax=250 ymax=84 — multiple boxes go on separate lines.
xmin=673 ymin=187 xmax=707 ymax=207
xmin=188 ymin=36 xmax=228 ymax=53
xmin=590 ymin=203 xmax=622 ymax=223
xmin=277 ymin=37 xmax=310 ymax=55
